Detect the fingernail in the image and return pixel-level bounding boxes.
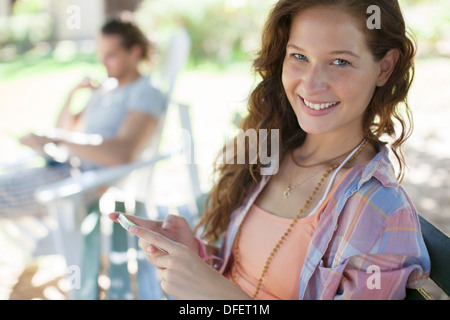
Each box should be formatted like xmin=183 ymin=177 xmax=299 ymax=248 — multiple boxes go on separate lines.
xmin=162 ymin=219 xmax=171 ymax=230
xmin=129 ymin=226 xmax=138 ymax=234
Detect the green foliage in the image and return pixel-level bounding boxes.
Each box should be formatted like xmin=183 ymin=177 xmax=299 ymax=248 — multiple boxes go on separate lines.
xmin=137 ymin=0 xmax=450 ymax=65
xmin=401 ymin=0 xmax=450 ymax=47
xmin=2 ymin=0 xmax=448 ymax=65
xmin=12 ymin=0 xmax=50 ymax=14
xmin=1 ymin=0 xmax=53 ymax=56
xmin=136 ymin=0 xmax=276 ymax=66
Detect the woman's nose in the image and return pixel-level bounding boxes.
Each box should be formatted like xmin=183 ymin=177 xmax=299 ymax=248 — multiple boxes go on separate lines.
xmin=300 ymin=64 xmax=329 ymax=95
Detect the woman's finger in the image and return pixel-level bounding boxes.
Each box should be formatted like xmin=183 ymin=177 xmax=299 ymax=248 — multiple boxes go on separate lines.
xmin=139 ymin=243 xmax=167 ymax=268
xmin=138 ymin=238 xmax=166 ymax=256
xmin=150 ymin=253 xmax=173 ymax=270
xmin=130 ymin=226 xmax=176 ymax=254
xmin=108 ymin=213 xmax=163 ymax=232
xmin=137 ymin=236 xmax=169 ymax=255
xmin=159 ymin=268 xmax=168 ymax=281
xmin=161 ymin=214 xmax=181 ymax=230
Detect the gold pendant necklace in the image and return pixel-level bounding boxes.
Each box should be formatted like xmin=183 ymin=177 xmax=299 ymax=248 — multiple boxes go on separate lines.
xmin=283 ymin=169 xmax=319 ymax=199
xmin=283 ymin=188 xmax=292 ymax=199
xmin=232 ymin=140 xmax=368 ymax=299
xmin=284 ymin=141 xmax=366 ymax=199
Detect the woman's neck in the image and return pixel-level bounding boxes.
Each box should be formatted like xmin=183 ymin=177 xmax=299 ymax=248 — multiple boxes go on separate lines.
xmin=294 ymin=130 xmax=368 ymax=167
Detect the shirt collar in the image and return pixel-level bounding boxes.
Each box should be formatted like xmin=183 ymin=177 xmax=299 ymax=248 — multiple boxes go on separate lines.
xmin=261 ymin=142 xmax=399 ymax=188
xmin=357 ymin=143 xmax=399 ymax=189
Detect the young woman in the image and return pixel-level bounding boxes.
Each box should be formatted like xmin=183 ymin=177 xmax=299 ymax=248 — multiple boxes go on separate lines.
xmin=111 ymin=0 xmax=430 ymax=300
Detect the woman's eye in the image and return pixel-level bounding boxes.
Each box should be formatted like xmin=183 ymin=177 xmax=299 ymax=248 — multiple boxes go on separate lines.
xmin=333 ymin=59 xmax=350 ymax=66
xmin=293 ymin=53 xmax=308 ymax=61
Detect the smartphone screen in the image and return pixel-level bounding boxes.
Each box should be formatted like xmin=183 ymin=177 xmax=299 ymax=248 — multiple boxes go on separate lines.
xmin=117 ymin=214 xmax=137 ymax=231
xmin=117 ymin=214 xmax=168 ymax=254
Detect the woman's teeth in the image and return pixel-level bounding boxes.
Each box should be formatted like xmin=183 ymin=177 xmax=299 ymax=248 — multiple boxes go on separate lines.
xmin=304 ymin=99 xmax=339 ymax=111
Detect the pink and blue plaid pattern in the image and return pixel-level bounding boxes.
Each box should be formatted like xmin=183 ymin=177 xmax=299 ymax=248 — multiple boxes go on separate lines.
xmin=217 ymin=144 xmax=431 ymax=300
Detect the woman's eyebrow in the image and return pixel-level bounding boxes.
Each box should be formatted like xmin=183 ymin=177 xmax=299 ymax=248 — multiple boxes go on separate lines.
xmin=286 ymin=43 xmax=303 ymax=51
xmin=286 ymin=44 xmax=361 ymax=59
xmin=331 ymin=50 xmax=361 ymax=59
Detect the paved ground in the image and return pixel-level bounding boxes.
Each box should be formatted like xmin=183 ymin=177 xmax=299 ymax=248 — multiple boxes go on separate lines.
xmin=0 ymin=58 xmax=449 ymax=300
xmin=401 ymin=59 xmax=450 ymax=238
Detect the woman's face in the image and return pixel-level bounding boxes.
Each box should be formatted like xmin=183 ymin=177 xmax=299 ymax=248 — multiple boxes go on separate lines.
xmin=282 ymin=6 xmax=393 ymax=139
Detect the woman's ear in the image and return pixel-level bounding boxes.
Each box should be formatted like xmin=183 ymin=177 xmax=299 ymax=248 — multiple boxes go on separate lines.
xmin=376 ymin=49 xmax=400 ymax=87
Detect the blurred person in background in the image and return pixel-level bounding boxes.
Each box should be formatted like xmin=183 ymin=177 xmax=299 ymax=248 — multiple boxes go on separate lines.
xmin=0 ymin=16 xmax=165 ymax=218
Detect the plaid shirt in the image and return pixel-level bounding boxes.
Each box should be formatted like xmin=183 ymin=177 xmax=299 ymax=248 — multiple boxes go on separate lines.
xmin=217 ymin=144 xmax=431 ymax=300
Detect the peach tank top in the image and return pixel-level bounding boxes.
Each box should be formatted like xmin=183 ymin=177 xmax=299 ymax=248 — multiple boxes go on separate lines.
xmin=226 ymin=170 xmax=351 ymax=300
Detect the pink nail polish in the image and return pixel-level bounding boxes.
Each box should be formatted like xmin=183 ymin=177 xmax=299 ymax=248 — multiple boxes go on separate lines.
xmin=162 ymin=219 xmax=171 ymax=230
xmin=129 ymin=226 xmax=138 ymax=234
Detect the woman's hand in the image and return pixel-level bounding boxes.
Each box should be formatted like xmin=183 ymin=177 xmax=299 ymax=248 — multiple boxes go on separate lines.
xmin=109 ymin=213 xmax=199 ymax=255
xmin=129 ymin=225 xmax=251 ymax=300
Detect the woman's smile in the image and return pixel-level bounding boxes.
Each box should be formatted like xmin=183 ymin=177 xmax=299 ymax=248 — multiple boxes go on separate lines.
xmin=299 ymin=96 xmax=341 ymax=117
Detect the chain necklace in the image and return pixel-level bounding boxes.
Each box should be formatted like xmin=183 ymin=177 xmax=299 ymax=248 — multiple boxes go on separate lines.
xmin=283 ymin=167 xmax=322 ymax=199
xmin=284 ymin=142 xmax=365 ymax=199
xmin=231 ymin=140 xmax=368 ymax=299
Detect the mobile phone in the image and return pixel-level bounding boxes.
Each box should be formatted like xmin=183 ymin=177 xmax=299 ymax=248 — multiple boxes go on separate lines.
xmin=117 ymin=213 xmax=138 ymax=231
xmin=117 ymin=214 xmax=168 ymax=254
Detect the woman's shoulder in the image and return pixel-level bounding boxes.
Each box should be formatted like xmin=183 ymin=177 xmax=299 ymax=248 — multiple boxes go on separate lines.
xmin=330 ymin=151 xmax=423 ymax=256
xmin=338 ymin=144 xmax=417 ymax=220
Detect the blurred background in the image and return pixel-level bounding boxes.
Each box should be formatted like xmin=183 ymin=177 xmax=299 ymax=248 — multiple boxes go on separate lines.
xmin=0 ymin=0 xmax=449 ymax=300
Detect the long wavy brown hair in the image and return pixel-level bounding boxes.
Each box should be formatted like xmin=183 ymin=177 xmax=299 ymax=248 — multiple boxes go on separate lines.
xmin=196 ymin=0 xmax=416 ymax=243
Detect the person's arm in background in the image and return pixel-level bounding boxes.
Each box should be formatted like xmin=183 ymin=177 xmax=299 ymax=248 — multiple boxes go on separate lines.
xmin=61 ymin=78 xmax=165 ymax=166
xmin=21 ymin=76 xmax=162 ymax=167
xmin=56 ymin=77 xmax=99 ymax=131
xmin=19 ymin=77 xmax=98 ymax=159
xmin=57 ymin=110 xmax=158 ymax=166
xmin=20 ymin=110 xmax=158 ymax=167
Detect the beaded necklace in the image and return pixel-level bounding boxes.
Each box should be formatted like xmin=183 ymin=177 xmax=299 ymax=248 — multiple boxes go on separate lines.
xmin=231 ymin=140 xmax=369 ymax=299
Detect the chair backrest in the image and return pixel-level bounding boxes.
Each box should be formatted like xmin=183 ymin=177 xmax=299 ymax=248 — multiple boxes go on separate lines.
xmin=419 ymin=215 xmax=450 ymax=296
xmin=158 ymin=28 xmax=192 ymax=104
xmin=139 ymin=28 xmax=192 ymax=160
xmin=118 ymin=29 xmax=191 ymax=203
